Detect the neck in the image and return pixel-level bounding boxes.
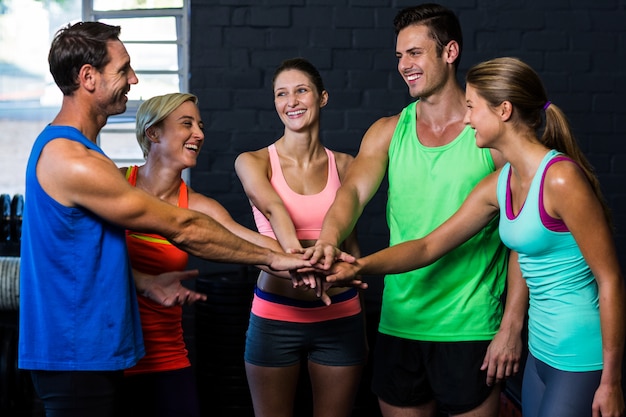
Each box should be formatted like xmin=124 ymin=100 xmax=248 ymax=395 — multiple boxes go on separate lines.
xmin=498 ymin=134 xmax=549 ymax=181
xmin=415 ymin=83 xmax=467 ymax=127
xmin=51 ymin=97 xmax=108 ymax=143
xmin=135 ymin=160 xmax=182 ymax=202
xmin=277 ymin=129 xmax=325 ymax=164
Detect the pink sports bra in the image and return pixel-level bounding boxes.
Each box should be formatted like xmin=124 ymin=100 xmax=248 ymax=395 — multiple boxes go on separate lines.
xmin=252 ymin=143 xmax=341 ymax=240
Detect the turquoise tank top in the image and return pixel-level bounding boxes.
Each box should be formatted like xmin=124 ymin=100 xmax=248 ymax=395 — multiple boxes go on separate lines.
xmin=496 ymin=149 xmax=602 ymax=371
xmin=381 ymin=101 xmax=508 ymax=341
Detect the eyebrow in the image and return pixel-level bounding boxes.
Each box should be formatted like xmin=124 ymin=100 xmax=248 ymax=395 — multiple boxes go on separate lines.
xmin=397 ymin=46 xmax=420 ymax=56
xmin=275 ymin=83 xmax=310 ymax=90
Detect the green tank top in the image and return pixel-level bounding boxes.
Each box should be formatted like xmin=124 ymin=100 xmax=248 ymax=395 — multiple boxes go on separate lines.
xmin=381 ymin=101 xmax=508 ymax=341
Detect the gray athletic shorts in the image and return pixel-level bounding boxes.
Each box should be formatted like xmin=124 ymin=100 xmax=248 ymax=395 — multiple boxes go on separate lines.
xmin=244 ymin=312 xmax=367 ymax=367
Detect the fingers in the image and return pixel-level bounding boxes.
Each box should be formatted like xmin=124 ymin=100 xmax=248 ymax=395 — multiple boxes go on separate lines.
xmin=482 ymin=352 xmax=519 ymax=386
xmin=319 ymin=292 xmax=331 ymax=306
xmin=306 ymin=243 xmax=340 ymax=269
xmin=334 ymin=250 xmax=356 ymax=264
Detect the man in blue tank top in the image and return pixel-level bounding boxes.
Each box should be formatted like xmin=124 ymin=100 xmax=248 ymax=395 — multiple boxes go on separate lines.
xmin=305 ymin=4 xmax=527 ymax=417
xmin=19 ymin=21 xmax=311 ymax=417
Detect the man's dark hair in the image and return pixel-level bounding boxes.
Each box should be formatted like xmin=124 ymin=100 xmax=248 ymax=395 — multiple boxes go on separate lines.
xmin=394 ymin=4 xmax=463 ymax=70
xmin=48 ymin=21 xmax=121 ymax=95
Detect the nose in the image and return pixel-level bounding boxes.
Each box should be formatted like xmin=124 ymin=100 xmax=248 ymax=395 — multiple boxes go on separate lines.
xmin=194 ymin=126 xmax=204 ymax=140
xmin=287 ymin=92 xmax=298 ymax=107
xmin=128 ymin=67 xmax=139 ymax=85
xmin=463 ymin=109 xmax=471 ymax=125
xmin=397 ymin=55 xmax=411 ymax=72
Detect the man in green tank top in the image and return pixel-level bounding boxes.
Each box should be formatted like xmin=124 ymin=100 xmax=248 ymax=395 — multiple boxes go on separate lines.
xmin=305 ymin=4 xmax=527 ymax=417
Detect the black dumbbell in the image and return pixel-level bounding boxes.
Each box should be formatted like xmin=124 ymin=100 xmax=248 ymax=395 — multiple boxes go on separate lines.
xmin=1 ymin=194 xmax=10 ymax=242
xmin=11 ymin=194 xmax=23 ymax=243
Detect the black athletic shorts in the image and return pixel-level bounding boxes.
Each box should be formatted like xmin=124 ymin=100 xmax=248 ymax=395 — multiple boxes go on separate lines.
xmin=371 ymin=332 xmax=496 ymax=414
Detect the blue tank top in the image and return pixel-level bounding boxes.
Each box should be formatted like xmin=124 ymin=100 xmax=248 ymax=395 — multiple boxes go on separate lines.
xmin=496 ymin=149 xmax=602 ymax=371
xmin=19 ymin=125 xmax=144 ymax=371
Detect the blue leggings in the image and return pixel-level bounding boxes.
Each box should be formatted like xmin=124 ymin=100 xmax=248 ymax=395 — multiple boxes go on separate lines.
xmin=522 ymin=353 xmax=601 ymax=417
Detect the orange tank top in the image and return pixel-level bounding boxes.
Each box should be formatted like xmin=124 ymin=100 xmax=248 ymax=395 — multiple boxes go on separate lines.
xmin=124 ymin=165 xmax=191 ymax=375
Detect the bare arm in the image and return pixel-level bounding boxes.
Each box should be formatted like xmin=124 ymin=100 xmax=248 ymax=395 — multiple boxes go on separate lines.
xmin=309 ymin=116 xmax=397 ymax=268
xmin=187 ymin=187 xmax=297 ymax=279
xmin=546 ymin=161 xmax=625 ymax=417
xmin=234 ymin=150 xmax=302 ymax=252
xmin=481 ymin=250 xmax=527 ymax=386
xmin=37 ymin=138 xmax=308 ymax=272
xmin=325 ymin=172 xmax=501 ymax=280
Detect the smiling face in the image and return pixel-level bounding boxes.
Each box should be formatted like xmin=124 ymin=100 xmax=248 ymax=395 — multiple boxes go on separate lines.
xmin=149 ymin=100 xmax=204 ymax=169
xmin=395 ymin=24 xmax=454 ymax=99
xmin=273 ymin=69 xmax=328 ymax=133
xmin=464 ymin=84 xmax=504 ymax=149
xmin=95 ymin=40 xmax=138 ymax=116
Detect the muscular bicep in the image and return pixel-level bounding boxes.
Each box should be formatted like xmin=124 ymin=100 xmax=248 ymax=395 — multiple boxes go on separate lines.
xmin=340 ymin=117 xmax=395 ymax=206
xmin=37 ymin=138 xmax=182 ymax=235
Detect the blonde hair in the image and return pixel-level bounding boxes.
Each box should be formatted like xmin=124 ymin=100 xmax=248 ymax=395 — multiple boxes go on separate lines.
xmin=466 ymin=57 xmax=611 ymax=223
xmin=135 ymin=93 xmax=199 ymax=159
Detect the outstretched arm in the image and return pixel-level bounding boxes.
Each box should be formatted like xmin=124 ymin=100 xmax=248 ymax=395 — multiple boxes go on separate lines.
xmin=187 ymin=187 xmax=299 ymax=281
xmin=37 ymin=138 xmax=309 ymax=272
xmin=307 ymin=116 xmax=397 ymax=269
xmin=324 ymin=172 xmax=501 ymax=281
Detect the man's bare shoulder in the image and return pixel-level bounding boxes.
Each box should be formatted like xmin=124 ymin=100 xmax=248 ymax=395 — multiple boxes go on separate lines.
xmin=40 ymin=137 xmax=112 ymax=174
xmin=359 ymin=113 xmax=401 ymax=152
xmin=370 ymin=113 xmax=401 ymax=134
xmin=38 ymin=137 xmax=127 ymax=206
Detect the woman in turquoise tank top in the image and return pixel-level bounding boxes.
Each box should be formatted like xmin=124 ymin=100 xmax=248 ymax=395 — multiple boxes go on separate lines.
xmin=323 ymin=57 xmax=625 ymax=417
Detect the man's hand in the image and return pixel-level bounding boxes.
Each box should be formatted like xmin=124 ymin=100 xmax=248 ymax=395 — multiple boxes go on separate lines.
xmin=267 ymin=250 xmax=313 ymax=272
xmin=134 ymin=269 xmax=207 ymax=307
xmin=481 ymin=326 xmax=522 ymax=386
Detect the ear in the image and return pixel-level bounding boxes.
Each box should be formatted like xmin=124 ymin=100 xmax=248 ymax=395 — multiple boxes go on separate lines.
xmin=78 ymin=64 xmax=97 ymax=92
xmin=444 ymin=40 xmax=460 ymax=65
xmin=500 ymin=101 xmax=513 ymax=122
xmin=145 ymin=126 xmax=159 ymax=142
xmin=320 ymin=90 xmax=329 ymax=108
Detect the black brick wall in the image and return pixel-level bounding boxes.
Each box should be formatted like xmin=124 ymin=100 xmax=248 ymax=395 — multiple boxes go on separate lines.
xmin=188 ymin=0 xmax=626 ymax=276
xmin=186 ymin=1 xmax=626 ymax=415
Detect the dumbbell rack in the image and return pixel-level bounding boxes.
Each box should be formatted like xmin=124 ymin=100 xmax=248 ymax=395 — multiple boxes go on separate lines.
xmin=0 ymin=193 xmax=42 ymax=416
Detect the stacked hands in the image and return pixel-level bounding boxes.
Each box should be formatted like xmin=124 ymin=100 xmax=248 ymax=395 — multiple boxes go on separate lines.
xmin=137 ymin=241 xmax=364 ymax=308
xmin=287 ymin=241 xmax=366 ymax=306
xmin=139 ymin=242 xmax=521 ymax=386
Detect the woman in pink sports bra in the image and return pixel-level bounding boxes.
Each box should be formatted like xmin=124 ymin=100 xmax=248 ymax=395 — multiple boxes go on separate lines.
xmin=235 ymin=58 xmax=368 ymax=417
